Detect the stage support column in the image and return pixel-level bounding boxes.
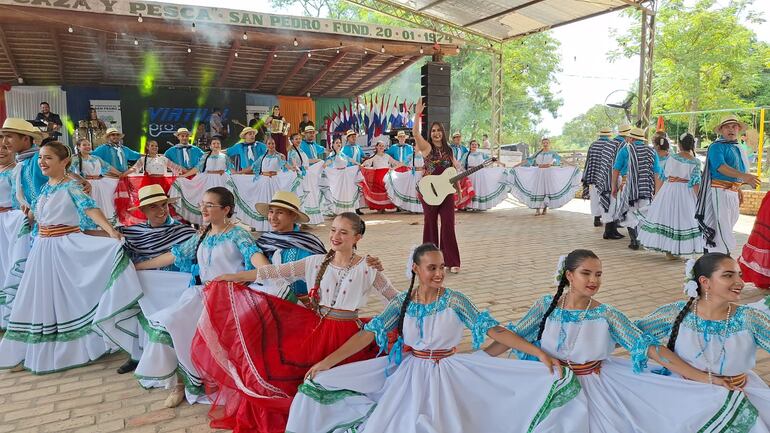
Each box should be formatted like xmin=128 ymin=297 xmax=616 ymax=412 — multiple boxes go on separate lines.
xmin=420 ymin=61 xmax=451 ymax=139
xmin=637 ymin=1 xmax=657 ymax=129
xmin=491 ymin=49 xmax=503 ymax=155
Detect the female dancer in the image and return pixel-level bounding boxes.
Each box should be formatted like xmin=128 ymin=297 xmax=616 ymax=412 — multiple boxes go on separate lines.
xmin=637 ymin=132 xmax=703 ymax=258
xmin=413 ymin=98 xmax=462 ymax=273
xmin=485 ymin=249 xmax=715 ymax=432
xmin=191 ymin=212 xmax=397 ymax=433
xmin=0 ymin=143 xmax=29 ymax=329
xmin=384 ymin=145 xmax=424 ymax=213
xmin=0 ymin=141 xmax=142 ymax=374
xmin=134 ymin=187 xmax=267 ymax=407
xmin=127 ymin=140 xmax=192 ymax=176
xmin=71 ymin=138 xmax=121 ymax=223
xmin=169 ymin=137 xmax=233 ymax=225
xmin=287 ymin=243 xmax=565 ymax=433
xmin=508 ymin=137 xmax=581 ymax=216
xmin=360 ymin=140 xmax=404 ymax=212
xmin=654 ymin=134 xmax=670 ymax=164
xmin=287 ymin=132 xmax=323 ymax=224
xmin=321 ymin=138 xmax=363 ymax=215
xmin=465 ymin=139 xmax=509 ymax=211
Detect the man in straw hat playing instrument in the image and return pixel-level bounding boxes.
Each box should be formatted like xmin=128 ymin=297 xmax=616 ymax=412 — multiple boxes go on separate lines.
xmin=599 ymin=124 xmax=633 ymax=240
xmin=696 ymin=114 xmax=760 ymax=254
xmin=165 ymin=127 xmax=204 ymax=171
xmin=582 ymin=127 xmax=615 ymax=228
xmin=92 ymin=127 xmax=141 ymax=174
xmin=386 ymin=130 xmax=414 ymax=164
xmin=610 ymin=127 xmax=661 ymax=250
xmin=300 ymin=125 xmax=325 ymax=163
xmin=226 ymin=126 xmax=266 ymax=173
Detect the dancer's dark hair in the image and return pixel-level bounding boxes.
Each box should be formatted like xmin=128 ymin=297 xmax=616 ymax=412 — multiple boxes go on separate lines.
xmin=200 ymin=137 xmax=221 ymax=172
xmin=427 ymin=122 xmax=451 ymax=159
xmin=312 ymin=212 xmax=367 ymax=293
xmin=679 ymin=133 xmax=696 ymax=157
xmin=75 ymin=138 xmax=90 ymax=176
xmin=41 ymin=140 xmax=72 ymax=169
xmin=289 ymin=133 xmax=304 ymax=167
xmin=667 ymin=253 xmax=733 ymax=351
xmin=536 ymin=249 xmax=600 ymax=341
xmin=397 ymin=243 xmax=442 ymax=337
xmin=656 ymin=136 xmax=670 ymax=152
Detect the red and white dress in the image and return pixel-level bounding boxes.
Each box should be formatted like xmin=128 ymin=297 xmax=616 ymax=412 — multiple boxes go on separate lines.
xmin=360 ymin=154 xmax=397 ymax=211
xmin=740 ymin=191 xmax=770 ymax=289
xmin=191 ymin=254 xmax=399 ymax=433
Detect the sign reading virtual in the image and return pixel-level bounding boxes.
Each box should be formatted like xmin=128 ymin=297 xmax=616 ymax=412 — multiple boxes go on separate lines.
xmin=4 ymin=0 xmax=457 ymax=45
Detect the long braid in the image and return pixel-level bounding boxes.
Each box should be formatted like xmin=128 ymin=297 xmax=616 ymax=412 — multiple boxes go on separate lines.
xmin=311 ymin=250 xmax=336 ymax=304
xmin=536 ymin=276 xmax=568 ymax=341
xmin=667 ymin=297 xmax=695 ymax=352
xmin=192 ymin=224 xmax=212 ymax=285
xmin=201 ymin=151 xmax=212 ymax=172
xmin=397 ymin=272 xmax=416 ymax=337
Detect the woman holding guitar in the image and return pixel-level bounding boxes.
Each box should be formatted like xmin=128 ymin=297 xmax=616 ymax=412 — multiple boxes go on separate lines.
xmin=412 ymin=98 xmax=462 ymax=274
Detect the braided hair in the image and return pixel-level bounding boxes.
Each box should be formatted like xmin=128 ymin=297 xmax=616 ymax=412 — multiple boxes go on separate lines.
xmin=289 ymin=133 xmax=304 ymax=168
xmin=667 ymin=253 xmax=732 ymax=351
xmin=200 ymin=138 xmax=221 ymax=172
xmin=679 ymin=133 xmax=696 ymax=157
xmin=192 ymin=187 xmax=235 ymax=284
xmin=396 ymin=243 xmax=441 ymax=337
xmin=536 ymin=249 xmax=600 ymax=341
xmin=311 ymin=212 xmax=367 ymax=295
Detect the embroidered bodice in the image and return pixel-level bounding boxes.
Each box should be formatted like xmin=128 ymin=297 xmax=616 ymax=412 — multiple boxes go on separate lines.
xmin=0 ymin=169 xmax=16 ymax=208
xmin=327 ymin=153 xmax=353 ymax=169
xmin=411 ymin=152 xmax=425 ymax=169
xmin=288 ymin=148 xmax=310 ymax=169
xmin=32 ymin=181 xmax=97 ymax=229
xmin=134 ymin=155 xmax=173 ymax=175
xmin=661 ymin=154 xmax=701 ymax=187
xmin=527 ymin=151 xmax=561 ymax=167
xmin=637 ymin=302 xmax=770 ymax=376
xmin=513 ymin=295 xmax=651 ymax=372
xmin=254 ymin=153 xmax=286 ymax=173
xmin=366 ymin=154 xmax=392 ymax=169
xmin=171 ymin=226 xmax=260 ymax=283
xmin=72 ymin=155 xmax=110 ymax=177
xmin=425 ymin=148 xmax=452 ymax=176
xmin=198 ymin=153 xmax=230 ymax=172
xmin=465 ymin=151 xmax=489 ymax=169
xmin=253 ymin=254 xmax=398 ymax=311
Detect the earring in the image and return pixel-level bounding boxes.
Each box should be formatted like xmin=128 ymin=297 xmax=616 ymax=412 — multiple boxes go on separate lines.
xmin=705 ymin=290 xmax=709 ymax=301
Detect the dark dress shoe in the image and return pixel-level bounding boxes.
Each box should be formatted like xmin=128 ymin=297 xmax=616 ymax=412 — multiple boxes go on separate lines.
xmin=117 ymin=359 xmax=139 ymax=374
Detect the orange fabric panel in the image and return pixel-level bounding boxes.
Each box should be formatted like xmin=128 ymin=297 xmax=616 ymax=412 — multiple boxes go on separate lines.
xmin=275 ymin=96 xmax=316 ymax=135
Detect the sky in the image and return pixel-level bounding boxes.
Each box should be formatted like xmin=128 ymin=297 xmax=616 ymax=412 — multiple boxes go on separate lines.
xmin=160 ymin=0 xmax=769 ymax=135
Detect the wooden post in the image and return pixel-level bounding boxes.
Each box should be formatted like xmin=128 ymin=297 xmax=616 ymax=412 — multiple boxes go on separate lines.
xmin=758 ymin=108 xmax=766 ymax=189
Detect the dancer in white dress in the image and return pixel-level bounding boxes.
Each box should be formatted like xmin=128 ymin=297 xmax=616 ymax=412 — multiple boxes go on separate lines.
xmin=0 ymin=143 xmax=29 ymax=329
xmin=0 ymin=141 xmax=143 ymax=374
xmin=287 ymin=132 xmax=323 ymax=224
xmin=637 ymin=133 xmax=704 ymax=258
xmin=127 ymin=140 xmax=193 ymax=176
xmin=384 ymin=147 xmax=424 ymax=213
xmin=464 ymin=139 xmax=508 ymax=211
xmin=485 ymin=249 xmax=713 ymax=433
xmin=71 ymin=138 xmax=121 ymax=223
xmin=229 ymin=137 xmax=299 ymax=231
xmin=287 ymin=243 xmax=564 ymax=433
xmin=360 ymin=141 xmax=403 ymax=212
xmin=625 ymin=254 xmax=770 ymax=432
xmin=508 ymin=138 xmax=581 ymax=215
xmin=134 ymin=187 xmax=267 ymax=407
xmin=322 ymin=138 xmax=363 ymax=215
xmin=169 ymin=137 xmax=233 ymax=224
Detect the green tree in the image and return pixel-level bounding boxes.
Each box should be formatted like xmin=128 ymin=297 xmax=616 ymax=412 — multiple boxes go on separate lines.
xmin=611 ymin=0 xmax=769 ymax=136
xmin=556 ymin=104 xmax=627 ymax=149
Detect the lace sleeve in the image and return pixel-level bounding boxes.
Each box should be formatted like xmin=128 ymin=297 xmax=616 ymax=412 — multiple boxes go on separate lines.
xmin=635 ymin=302 xmax=684 ymax=342
xmin=171 ymin=235 xmax=199 ymax=272
xmin=689 ymin=162 xmax=702 ymax=188
xmin=67 ymin=182 xmax=97 ymax=211
xmin=363 ymin=292 xmax=407 ymax=352
xmin=231 ymin=227 xmax=261 ymax=271
xmin=448 ymin=290 xmax=499 ymax=350
xmin=254 ymin=256 xmax=309 ymax=286
xmin=604 ymin=304 xmax=656 ymax=373
xmin=510 ymin=296 xmax=549 ymax=343
xmin=744 ymin=306 xmax=770 ymax=353
xmin=371 ymin=269 xmax=399 ymax=301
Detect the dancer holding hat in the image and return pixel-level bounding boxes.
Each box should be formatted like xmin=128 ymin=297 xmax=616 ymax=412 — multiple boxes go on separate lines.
xmin=92 ymin=127 xmax=141 ymax=175
xmin=696 ymin=114 xmax=760 ymax=254
xmin=227 ymin=126 xmax=267 ymax=173
xmin=164 ymin=127 xmax=204 ymax=171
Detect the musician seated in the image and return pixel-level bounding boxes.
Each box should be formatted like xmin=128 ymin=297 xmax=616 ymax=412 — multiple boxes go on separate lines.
xmin=126 ymin=140 xmax=195 ymax=177
xmin=226 ymin=127 xmax=266 ymax=173
xmin=35 ymin=102 xmax=63 ymax=138
xmin=164 ymin=127 xmax=204 ymax=171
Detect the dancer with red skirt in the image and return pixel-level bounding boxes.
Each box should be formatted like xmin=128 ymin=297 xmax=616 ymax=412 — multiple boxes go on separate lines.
xmin=191 ymin=212 xmax=398 ymax=433
xmin=360 ymin=140 xmax=404 ymax=211
xmin=412 ymin=98 xmax=463 ymax=273
xmin=739 ymin=190 xmax=770 ymax=289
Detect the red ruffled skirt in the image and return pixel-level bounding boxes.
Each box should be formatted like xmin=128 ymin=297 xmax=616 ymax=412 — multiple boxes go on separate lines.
xmin=191 ymin=281 xmax=380 ymax=433
xmin=359 ymin=166 xmax=398 ymax=211
xmin=454 ymin=177 xmax=475 ymax=209
xmin=740 ymin=191 xmax=770 ymax=289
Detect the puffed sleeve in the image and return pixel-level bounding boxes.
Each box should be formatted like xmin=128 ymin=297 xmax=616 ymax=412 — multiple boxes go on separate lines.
xmin=67 ymin=182 xmax=97 ymax=211
xmin=604 ymin=304 xmax=656 ymax=372
xmin=744 ymin=306 xmax=770 ymax=354
xmin=363 ymin=292 xmax=408 ymax=353
xmin=688 ymin=161 xmax=702 ymax=188
xmin=447 ymin=290 xmax=499 ymax=350
xmin=170 ymin=234 xmax=199 ymax=272
xmin=231 ymin=227 xmax=261 ymax=270
xmin=95 ymin=156 xmax=113 ymax=175
xmin=635 ymin=302 xmax=685 ymax=343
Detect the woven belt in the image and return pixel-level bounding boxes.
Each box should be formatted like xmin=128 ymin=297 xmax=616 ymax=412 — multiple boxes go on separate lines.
xmin=668 ymin=177 xmax=688 ymax=183
xmin=0 ymin=206 xmax=12 ymax=213
xmin=711 ymin=180 xmax=742 ymax=192
xmin=317 ymin=306 xmax=359 ymax=321
xmin=39 ymin=225 xmax=80 ymax=237
xmin=717 ymin=373 xmax=748 ymax=388
xmin=85 ymin=175 xmax=102 ymax=180
xmin=412 ymin=348 xmax=456 ymax=363
xmin=560 ymin=359 xmax=602 ymax=376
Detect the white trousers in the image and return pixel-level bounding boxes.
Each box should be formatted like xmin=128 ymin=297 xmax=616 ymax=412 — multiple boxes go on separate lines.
xmin=589 ymin=185 xmax=602 ymax=217
xmin=705 ymin=187 xmax=740 ymax=254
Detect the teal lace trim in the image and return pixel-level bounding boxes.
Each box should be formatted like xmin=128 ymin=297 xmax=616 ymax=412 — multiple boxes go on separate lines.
xmin=297 ymin=380 xmax=365 ymax=405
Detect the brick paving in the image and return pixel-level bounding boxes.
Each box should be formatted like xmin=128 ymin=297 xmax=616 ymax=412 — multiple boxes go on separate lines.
xmin=1 ymin=197 xmax=767 ymax=433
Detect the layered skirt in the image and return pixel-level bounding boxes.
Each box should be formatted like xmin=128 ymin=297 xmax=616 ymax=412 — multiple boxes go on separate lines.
xmin=321 ymin=166 xmax=363 ymax=215
xmin=740 ymin=191 xmax=770 ymax=288
xmin=229 ymin=173 xmax=301 ymax=231
xmin=637 ymin=182 xmax=704 ymax=255
xmin=88 ymin=177 xmax=119 ymax=224
xmin=467 ymin=166 xmax=509 ymax=210
xmin=191 ymin=281 xmax=379 ymax=433
xmin=0 ymin=210 xmax=30 ymax=329
xmin=359 ymin=167 xmax=396 ymax=211
xmin=0 ymin=232 xmax=142 ymax=374
xmin=169 ymin=172 xmax=232 ymax=225
xmin=507 ymin=166 xmax=581 ymax=210
xmin=384 ymin=168 xmax=423 ymax=213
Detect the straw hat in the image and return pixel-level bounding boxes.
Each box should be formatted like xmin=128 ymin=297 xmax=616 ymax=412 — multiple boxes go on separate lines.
xmin=303 ymin=125 xmax=316 ymax=133
xmin=239 ymin=127 xmax=257 ymax=139
xmin=629 ymin=127 xmax=647 ymax=141
xmin=617 ymin=124 xmax=632 ymax=136
xmin=714 ymin=114 xmax=748 ymax=134
xmin=128 ymin=184 xmax=178 ymax=211
xmin=451 ymin=131 xmax=461 ymax=138
xmin=174 ymin=128 xmax=191 ymax=137
xmin=396 ymin=130 xmax=408 ymax=138
xmin=0 ymin=118 xmax=43 ymax=141
xmin=345 ymin=129 xmax=357 ymax=138
xmin=254 ymin=191 xmax=310 ymax=224
xmin=598 ymin=127 xmax=613 ymax=136
xmin=105 ymin=127 xmax=124 ymax=138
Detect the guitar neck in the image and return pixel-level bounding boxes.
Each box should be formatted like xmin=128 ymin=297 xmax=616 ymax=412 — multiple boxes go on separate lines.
xmin=449 ymin=159 xmax=495 ymax=183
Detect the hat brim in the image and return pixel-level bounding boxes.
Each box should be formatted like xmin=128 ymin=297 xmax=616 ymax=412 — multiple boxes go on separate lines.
xmin=715 ymin=120 xmax=748 ymax=134
xmin=106 ymin=132 xmax=125 ymax=138
xmin=629 ymin=135 xmax=647 ymax=141
xmin=0 ymin=127 xmax=43 ymax=141
xmin=240 ymin=131 xmax=255 ymax=139
xmin=128 ymin=196 xmax=178 ymax=212
xmin=254 ymin=202 xmax=311 ymax=224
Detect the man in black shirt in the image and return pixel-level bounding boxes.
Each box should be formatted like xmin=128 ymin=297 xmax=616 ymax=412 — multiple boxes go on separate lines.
xmin=248 ymin=113 xmax=267 ymax=142
xmin=298 ymin=112 xmax=314 ymax=134
xmin=35 ymin=102 xmax=63 ymax=139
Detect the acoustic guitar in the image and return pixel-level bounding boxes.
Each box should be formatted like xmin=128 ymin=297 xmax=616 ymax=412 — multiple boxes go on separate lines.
xmin=418 ymin=157 xmax=497 ymax=206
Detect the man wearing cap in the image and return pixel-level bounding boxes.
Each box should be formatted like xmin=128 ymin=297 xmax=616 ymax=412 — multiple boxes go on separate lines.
xmin=582 ymin=128 xmax=615 ymax=227
xmin=386 ymin=130 xmax=414 ymax=164
xmin=92 ymin=128 xmax=142 ymax=174
xmin=226 ymin=127 xmax=267 ymax=173
xmin=599 ymin=124 xmax=633 ymax=240
xmin=450 ymin=132 xmax=469 ymax=163
xmin=300 ymin=125 xmax=325 ymax=163
xmin=611 ymin=127 xmax=661 ymax=250
xmin=164 ymin=128 xmax=204 ymax=171
xmin=696 ymin=115 xmax=760 ymax=254
xmin=342 ymin=130 xmax=363 ymax=166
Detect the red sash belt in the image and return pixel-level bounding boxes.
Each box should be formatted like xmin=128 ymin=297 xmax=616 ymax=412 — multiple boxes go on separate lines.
xmin=317 ymin=306 xmax=359 ymax=322
xmin=411 ymin=348 xmax=456 ymax=363
xmin=39 ymin=225 xmax=80 ymax=237
xmin=0 ymin=206 xmax=12 ymax=213
xmin=560 ymin=359 xmax=602 ymax=375
xmin=711 ymin=180 xmax=742 ymax=192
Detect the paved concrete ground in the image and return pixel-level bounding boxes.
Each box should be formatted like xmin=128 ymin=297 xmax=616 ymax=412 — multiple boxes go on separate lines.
xmin=1 ymin=197 xmax=767 ymax=433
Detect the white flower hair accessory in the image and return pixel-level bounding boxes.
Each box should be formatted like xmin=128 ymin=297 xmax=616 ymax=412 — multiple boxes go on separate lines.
xmin=682 ymin=258 xmax=699 ymax=298
xmin=553 ymin=255 xmax=568 ymax=286
xmin=404 ymin=244 xmax=419 ymax=280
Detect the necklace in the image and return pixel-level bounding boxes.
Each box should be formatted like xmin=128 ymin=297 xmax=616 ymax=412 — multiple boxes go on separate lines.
xmin=328 ymin=252 xmax=357 ymax=307
xmin=0 ymin=163 xmax=13 ymax=171
xmin=413 ymin=286 xmax=444 ymax=304
xmin=49 ymin=175 xmax=68 ymax=186
xmin=692 ymin=300 xmax=731 ymax=383
xmin=557 ymin=292 xmax=593 ymax=365
xmin=209 ymin=222 xmax=233 ymax=236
